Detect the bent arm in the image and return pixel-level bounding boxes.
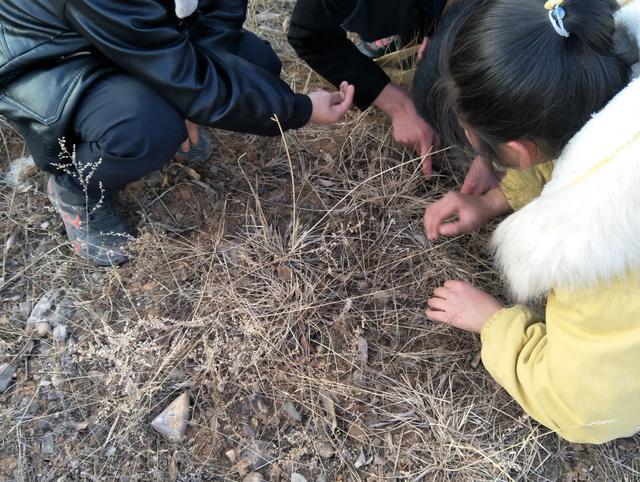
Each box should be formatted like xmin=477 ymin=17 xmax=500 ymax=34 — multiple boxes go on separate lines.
xmin=287 ymin=0 xmax=389 ymax=110
xmin=65 ymin=0 xmax=311 ymax=135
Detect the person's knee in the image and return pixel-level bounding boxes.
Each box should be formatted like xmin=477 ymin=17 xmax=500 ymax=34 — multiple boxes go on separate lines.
xmin=99 ymin=90 xmax=186 ymax=166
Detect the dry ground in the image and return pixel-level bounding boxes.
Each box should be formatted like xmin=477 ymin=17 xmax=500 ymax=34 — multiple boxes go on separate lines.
xmin=1 ymin=1 xmax=640 ymax=481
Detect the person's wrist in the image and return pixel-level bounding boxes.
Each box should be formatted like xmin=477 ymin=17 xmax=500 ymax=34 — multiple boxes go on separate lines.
xmin=481 ymin=188 xmax=512 ymax=217
xmin=374 ymin=83 xmax=410 ymax=117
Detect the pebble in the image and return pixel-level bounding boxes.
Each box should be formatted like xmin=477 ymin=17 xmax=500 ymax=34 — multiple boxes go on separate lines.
xmin=42 ymin=432 xmax=56 ymax=457
xmin=0 ymin=364 xmax=16 ymax=393
xmin=53 ymin=325 xmax=68 ymax=342
xmin=291 ymin=473 xmax=307 ymax=482
xmin=283 ymin=401 xmax=302 ymax=422
xmin=151 ymin=392 xmax=190 ymax=442
xmin=316 ymin=442 xmax=335 ymax=460
xmin=104 ymin=446 xmax=117 ymax=457
xmin=34 ymin=322 xmax=51 ymax=337
xmin=243 ymin=473 xmax=264 ymax=482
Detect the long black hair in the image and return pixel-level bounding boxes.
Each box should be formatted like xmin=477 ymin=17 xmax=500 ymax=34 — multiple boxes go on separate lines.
xmin=415 ymin=0 xmax=638 ymax=164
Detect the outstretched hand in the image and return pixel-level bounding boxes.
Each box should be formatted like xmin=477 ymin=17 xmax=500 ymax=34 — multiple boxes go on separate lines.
xmin=426 ymin=280 xmax=504 ymax=333
xmin=309 ymin=81 xmax=355 ymax=125
xmin=423 ymin=189 xmax=510 ymax=241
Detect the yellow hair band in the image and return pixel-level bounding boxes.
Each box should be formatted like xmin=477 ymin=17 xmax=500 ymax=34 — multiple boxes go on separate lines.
xmin=544 ymin=0 xmax=564 ymax=10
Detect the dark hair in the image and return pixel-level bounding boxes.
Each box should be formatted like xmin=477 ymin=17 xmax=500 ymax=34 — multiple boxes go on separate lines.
xmin=413 ymin=0 xmax=480 ymax=149
xmin=449 ymin=0 xmax=637 ymax=164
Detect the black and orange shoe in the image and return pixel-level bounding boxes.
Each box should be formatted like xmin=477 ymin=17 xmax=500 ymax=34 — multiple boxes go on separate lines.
xmin=47 ymin=177 xmax=131 ymax=267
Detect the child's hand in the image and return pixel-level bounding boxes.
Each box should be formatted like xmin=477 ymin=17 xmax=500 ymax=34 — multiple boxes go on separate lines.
xmin=309 ymin=81 xmax=355 ymax=125
xmin=426 ymin=281 xmax=503 ymax=333
xmin=461 ymin=155 xmax=502 ymax=196
xmin=423 ymin=188 xmax=511 ymax=241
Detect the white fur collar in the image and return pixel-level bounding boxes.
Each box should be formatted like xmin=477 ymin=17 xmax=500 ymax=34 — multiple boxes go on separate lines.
xmin=175 ymin=0 xmax=198 ymax=18
xmin=492 ymin=1 xmax=640 ymax=302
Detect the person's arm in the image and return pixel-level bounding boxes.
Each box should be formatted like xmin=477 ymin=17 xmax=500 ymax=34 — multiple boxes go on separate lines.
xmin=499 ymin=161 xmax=555 ymax=211
xmin=64 ymin=0 xmax=311 ymax=135
xmin=481 ymin=306 xmax=611 ymax=443
xmin=287 ymin=0 xmax=390 ymax=110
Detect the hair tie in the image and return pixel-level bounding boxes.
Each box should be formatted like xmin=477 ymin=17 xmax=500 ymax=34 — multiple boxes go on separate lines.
xmin=544 ymin=0 xmax=570 ymax=38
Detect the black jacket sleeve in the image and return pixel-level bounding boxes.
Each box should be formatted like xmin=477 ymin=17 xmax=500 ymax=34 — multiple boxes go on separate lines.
xmin=63 ymin=0 xmax=312 ymax=136
xmin=287 ymin=0 xmax=391 ymax=110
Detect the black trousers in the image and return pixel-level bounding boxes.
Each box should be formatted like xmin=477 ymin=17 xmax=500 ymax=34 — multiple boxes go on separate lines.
xmin=55 ymin=37 xmax=283 ymax=198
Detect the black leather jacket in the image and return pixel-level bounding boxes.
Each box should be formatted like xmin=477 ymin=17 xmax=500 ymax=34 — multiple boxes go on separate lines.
xmin=0 ymin=0 xmax=312 ymax=169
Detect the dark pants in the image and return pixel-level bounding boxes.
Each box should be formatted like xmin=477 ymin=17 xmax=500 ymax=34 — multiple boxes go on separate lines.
xmin=55 ymin=35 xmax=282 ymax=198
xmin=55 ymin=73 xmax=187 ymax=198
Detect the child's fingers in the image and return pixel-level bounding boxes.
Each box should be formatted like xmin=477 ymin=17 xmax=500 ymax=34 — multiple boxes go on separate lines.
xmin=425 ymin=308 xmax=449 ymax=323
xmin=433 ymin=287 xmax=449 ymax=299
xmin=427 ymin=297 xmax=448 ymax=311
xmin=439 ymin=221 xmax=464 ymax=237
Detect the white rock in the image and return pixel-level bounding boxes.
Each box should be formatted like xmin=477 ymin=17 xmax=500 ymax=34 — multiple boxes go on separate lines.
xmin=34 ymin=322 xmax=51 ymax=337
xmin=291 ymin=473 xmax=307 ymax=482
xmin=151 ymin=392 xmax=190 ymax=442
xmin=53 ymin=325 xmax=68 ymax=342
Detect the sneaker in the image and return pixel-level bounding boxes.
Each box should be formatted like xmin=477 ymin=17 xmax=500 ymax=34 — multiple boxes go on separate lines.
xmin=355 ymin=35 xmax=404 ymax=59
xmin=174 ymin=127 xmax=214 ymax=165
xmin=47 ymin=177 xmax=131 ymax=267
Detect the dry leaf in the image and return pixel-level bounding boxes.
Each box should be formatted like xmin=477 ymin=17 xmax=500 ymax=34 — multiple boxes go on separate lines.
xmin=319 ymin=389 xmax=337 ymax=433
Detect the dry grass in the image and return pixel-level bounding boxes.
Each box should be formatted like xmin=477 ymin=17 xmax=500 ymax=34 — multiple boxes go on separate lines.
xmin=1 ymin=1 xmax=640 ymax=481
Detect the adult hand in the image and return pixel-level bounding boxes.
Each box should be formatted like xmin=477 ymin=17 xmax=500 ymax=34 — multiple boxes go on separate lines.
xmin=374 ymin=83 xmax=437 ymax=177
xmin=423 ymin=188 xmax=511 ymax=241
xmin=461 ymin=155 xmax=502 ymax=195
xmin=426 ymin=280 xmax=504 ymax=333
xmin=309 ymin=81 xmax=355 ymax=125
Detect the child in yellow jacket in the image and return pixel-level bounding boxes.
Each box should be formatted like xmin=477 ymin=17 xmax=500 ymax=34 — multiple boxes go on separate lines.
xmin=415 ymin=0 xmax=640 ymax=443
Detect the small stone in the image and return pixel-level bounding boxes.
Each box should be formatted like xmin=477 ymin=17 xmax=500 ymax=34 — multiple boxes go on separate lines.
xmin=34 ymin=322 xmax=51 ymax=337
xmin=151 ymin=392 xmax=190 ymax=442
xmin=356 ymin=337 xmax=368 ymax=363
xmin=40 ymin=221 xmax=50 ymax=230
xmin=291 ymin=473 xmax=307 ymax=482
xmin=47 ymin=391 xmax=62 ymax=401
xmin=316 ymin=476 xmax=328 ymax=482
xmin=0 ymin=364 xmax=16 ymax=393
xmin=225 ymin=448 xmax=238 ymax=463
xmin=104 ymin=446 xmax=116 ymax=457
xmin=42 ymin=432 xmax=56 ymax=457
xmin=283 ymin=401 xmax=302 ymax=422
xmin=243 ymin=473 xmax=264 ymax=482
xmin=316 ymin=442 xmax=334 ymax=460
xmin=52 ymin=325 xmax=68 ymax=342
xmin=242 ymin=424 xmax=256 ymax=438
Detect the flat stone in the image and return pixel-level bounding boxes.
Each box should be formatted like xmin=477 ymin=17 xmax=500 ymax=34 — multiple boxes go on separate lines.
xmin=151 ymin=392 xmax=190 ymax=442
xmin=42 ymin=432 xmax=56 ymax=457
xmin=0 ymin=364 xmax=16 ymax=392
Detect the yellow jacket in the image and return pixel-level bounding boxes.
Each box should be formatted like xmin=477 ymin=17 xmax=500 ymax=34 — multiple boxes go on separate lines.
xmin=482 ymin=2 xmax=640 ymax=443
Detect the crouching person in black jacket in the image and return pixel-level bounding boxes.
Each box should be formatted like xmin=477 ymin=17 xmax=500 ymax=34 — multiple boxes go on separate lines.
xmin=288 ymin=0 xmax=445 ymax=175
xmin=0 ymin=0 xmax=354 ymax=266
